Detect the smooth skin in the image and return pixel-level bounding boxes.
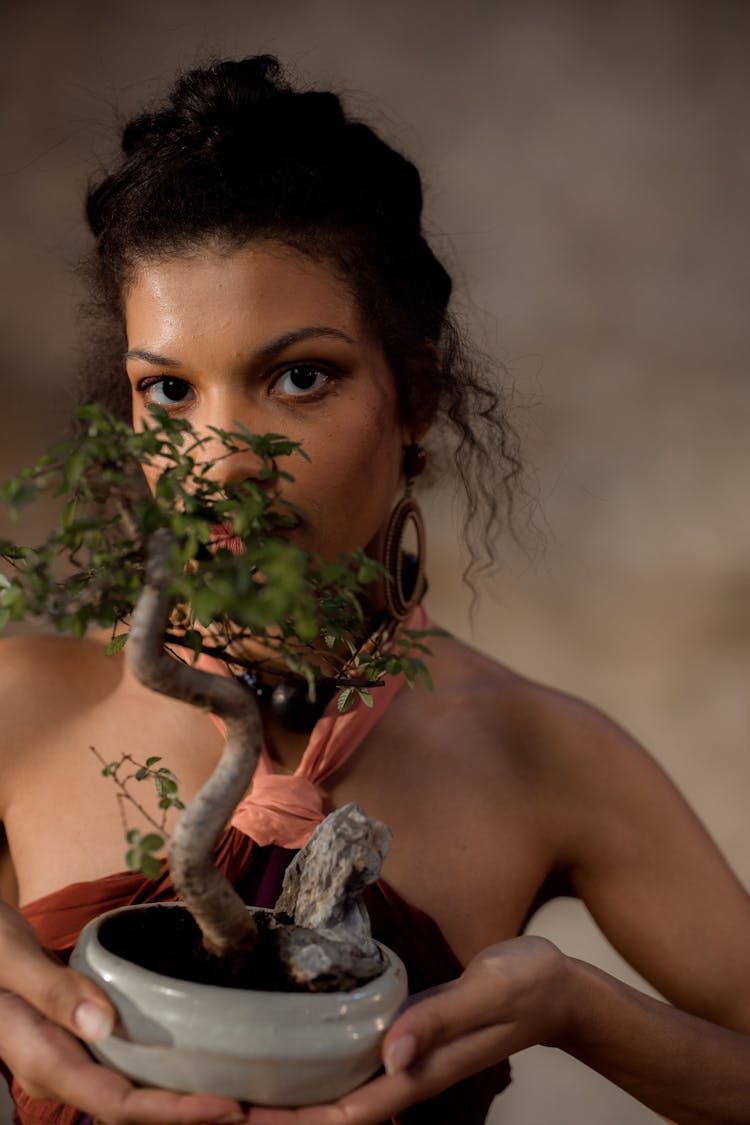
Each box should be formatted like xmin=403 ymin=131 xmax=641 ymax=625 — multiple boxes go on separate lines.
xmin=2 ymin=243 xmax=750 ymax=1124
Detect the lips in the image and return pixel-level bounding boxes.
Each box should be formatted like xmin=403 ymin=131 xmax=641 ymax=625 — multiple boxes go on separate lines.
xmin=209 ymin=523 xmax=246 ymax=556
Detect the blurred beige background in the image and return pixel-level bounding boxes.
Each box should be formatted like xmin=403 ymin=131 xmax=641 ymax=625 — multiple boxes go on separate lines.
xmin=1 ymin=1 xmax=748 ymax=1122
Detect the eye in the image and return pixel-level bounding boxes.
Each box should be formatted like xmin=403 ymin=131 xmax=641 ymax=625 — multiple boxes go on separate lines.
xmin=141 ymin=377 xmax=195 ymax=407
xmin=273 ymin=365 xmax=330 ymax=397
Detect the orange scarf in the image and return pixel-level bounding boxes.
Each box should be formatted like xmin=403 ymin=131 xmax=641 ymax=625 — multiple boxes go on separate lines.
xmin=204 ymin=604 xmax=430 ymax=848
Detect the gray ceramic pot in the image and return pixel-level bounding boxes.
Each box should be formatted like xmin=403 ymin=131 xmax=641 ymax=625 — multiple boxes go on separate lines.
xmin=71 ymin=903 xmax=408 ymax=1105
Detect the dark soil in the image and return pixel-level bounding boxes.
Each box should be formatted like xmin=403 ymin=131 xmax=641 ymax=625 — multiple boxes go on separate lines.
xmin=98 ymin=905 xmax=294 ymax=991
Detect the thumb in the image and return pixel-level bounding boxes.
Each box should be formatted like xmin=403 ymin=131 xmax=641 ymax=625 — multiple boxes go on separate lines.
xmin=0 ymin=904 xmax=114 ymax=1042
xmin=381 ymin=979 xmax=464 ymax=1075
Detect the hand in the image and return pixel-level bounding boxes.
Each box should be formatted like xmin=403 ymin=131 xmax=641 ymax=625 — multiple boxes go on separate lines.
xmin=245 ymin=935 xmax=574 ymax=1125
xmin=0 ymin=903 xmax=246 ymax=1124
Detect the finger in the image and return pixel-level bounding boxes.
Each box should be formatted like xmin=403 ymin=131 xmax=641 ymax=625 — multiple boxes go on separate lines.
xmin=381 ymin=936 xmax=559 ymax=1073
xmin=245 ymin=1022 xmax=520 ymax=1125
xmin=0 ymin=904 xmax=114 ymax=1041
xmin=381 ymin=969 xmax=509 ymax=1074
xmin=2 ymin=991 xmax=244 ymax=1124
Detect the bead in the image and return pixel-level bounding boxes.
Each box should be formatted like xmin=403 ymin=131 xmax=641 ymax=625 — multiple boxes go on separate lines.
xmin=402 ymin=443 xmax=427 ymax=479
xmin=237 ymin=668 xmax=265 ymax=697
xmin=270 ymin=680 xmax=335 ymax=731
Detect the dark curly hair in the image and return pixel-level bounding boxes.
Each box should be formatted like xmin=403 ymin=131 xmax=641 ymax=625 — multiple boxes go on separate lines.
xmin=79 ymin=56 xmax=522 ymax=584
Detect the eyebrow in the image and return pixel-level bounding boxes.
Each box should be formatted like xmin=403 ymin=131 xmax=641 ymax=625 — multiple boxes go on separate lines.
xmin=124 ymin=348 xmax=182 ymax=367
xmin=124 ymin=326 xmax=356 ymax=368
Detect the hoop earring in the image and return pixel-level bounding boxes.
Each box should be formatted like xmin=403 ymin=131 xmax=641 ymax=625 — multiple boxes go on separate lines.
xmin=383 ymin=444 xmax=427 ymax=622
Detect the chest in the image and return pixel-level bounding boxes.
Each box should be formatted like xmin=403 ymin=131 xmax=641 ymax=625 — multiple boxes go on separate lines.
xmin=7 ymin=682 xmax=225 ymax=903
xmin=324 ymin=704 xmax=556 ymax=963
xmin=7 ymin=684 xmax=558 ymax=959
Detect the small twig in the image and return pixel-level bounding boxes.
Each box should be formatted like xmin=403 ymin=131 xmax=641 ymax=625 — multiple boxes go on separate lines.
xmin=111 ymin=494 xmax=140 ymax=543
xmin=161 ymin=631 xmax=385 ymax=688
xmin=90 ymin=747 xmax=170 ymax=837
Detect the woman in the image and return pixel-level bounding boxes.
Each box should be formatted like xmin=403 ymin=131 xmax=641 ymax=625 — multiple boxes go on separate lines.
xmin=1 ymin=56 xmax=750 ymax=1125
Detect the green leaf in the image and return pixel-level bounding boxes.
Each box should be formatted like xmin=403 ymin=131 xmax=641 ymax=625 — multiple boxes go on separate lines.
xmin=140 ymin=833 xmax=164 ymax=852
xmin=0 ymin=583 xmax=23 ymax=611
xmin=140 ymin=854 xmax=162 ymax=881
xmin=105 ymin=632 xmax=129 ymax=656
xmin=145 ymin=756 xmax=162 ymax=767
xmin=183 ymin=628 xmax=203 ymax=660
xmin=63 ymin=449 xmax=86 ymax=490
xmin=414 ymin=659 xmax=434 ymax=690
xmin=2 ymin=482 xmax=39 ymax=516
xmin=355 ymin=688 xmax=374 ymax=709
xmin=60 ymin=498 xmax=78 ymax=532
xmin=125 ymin=846 xmax=142 ymax=871
xmin=293 ymin=608 xmax=318 ymax=644
xmin=125 ymin=828 xmax=141 ymax=845
xmin=135 ymin=767 xmax=149 ymax=781
xmin=337 ymin=687 xmax=355 ymax=714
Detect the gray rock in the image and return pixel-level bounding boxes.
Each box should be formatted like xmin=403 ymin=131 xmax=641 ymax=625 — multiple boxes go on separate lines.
xmin=269 ymin=803 xmax=393 ymax=990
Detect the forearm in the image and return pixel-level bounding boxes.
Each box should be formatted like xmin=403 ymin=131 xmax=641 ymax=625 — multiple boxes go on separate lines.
xmin=560 ymin=958 xmax=750 ymax=1125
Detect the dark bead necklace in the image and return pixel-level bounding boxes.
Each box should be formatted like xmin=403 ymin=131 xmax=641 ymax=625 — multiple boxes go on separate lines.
xmin=235 ymin=668 xmax=336 ymax=732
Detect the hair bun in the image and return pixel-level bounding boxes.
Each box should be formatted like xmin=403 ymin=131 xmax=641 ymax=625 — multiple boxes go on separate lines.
xmin=120 ymin=57 xmax=287 ymax=159
xmin=347 ymin=123 xmax=424 ymax=231
xmin=169 ymin=56 xmax=284 ymax=129
xmin=121 ymin=110 xmax=176 ymax=157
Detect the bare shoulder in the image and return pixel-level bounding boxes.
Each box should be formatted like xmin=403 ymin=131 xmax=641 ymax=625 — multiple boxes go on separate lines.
xmin=421 ymin=626 xmax=683 ymax=818
xmin=0 ymin=629 xmax=116 ymax=701
xmin=0 ymin=630 xmax=121 ymax=782
xmin=423 ymin=627 xmax=737 ymax=891
xmin=423 ymin=627 xmax=635 ymax=765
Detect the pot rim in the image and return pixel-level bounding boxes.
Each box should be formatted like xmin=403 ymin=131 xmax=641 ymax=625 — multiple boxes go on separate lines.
xmin=75 ymin=900 xmax=402 ymax=1002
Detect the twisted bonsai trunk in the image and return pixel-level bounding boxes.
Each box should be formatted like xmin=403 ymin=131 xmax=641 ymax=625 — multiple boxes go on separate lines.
xmin=127 ymin=528 xmax=261 ymax=961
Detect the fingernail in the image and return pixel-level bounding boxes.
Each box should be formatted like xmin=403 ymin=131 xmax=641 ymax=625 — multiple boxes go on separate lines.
xmin=73 ymin=1000 xmax=114 ymax=1042
xmin=384 ymin=1032 xmax=417 ymax=1075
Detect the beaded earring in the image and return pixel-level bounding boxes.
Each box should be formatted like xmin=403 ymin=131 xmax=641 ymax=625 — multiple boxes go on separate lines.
xmin=382 ymin=443 xmax=427 ymax=622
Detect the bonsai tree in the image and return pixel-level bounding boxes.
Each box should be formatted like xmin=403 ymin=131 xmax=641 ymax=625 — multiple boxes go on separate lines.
xmin=0 ymin=405 xmax=433 ymax=984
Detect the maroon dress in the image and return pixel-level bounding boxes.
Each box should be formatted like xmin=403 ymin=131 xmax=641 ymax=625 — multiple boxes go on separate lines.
xmin=13 ymin=827 xmax=511 ymax=1125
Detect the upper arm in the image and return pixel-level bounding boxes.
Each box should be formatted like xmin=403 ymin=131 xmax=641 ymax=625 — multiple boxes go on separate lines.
xmin=532 ymin=691 xmax=750 ymax=1030
xmin=0 ymin=636 xmax=38 ymax=906
xmin=0 ymin=638 xmax=25 ymax=818
xmin=0 ymin=633 xmax=74 ymax=816
xmin=0 ymin=635 xmax=40 ymax=817
xmin=0 ymin=826 xmax=18 ymax=907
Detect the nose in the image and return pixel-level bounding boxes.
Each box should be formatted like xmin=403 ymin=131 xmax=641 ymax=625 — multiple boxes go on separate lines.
xmin=187 ymin=386 xmax=267 ymax=486
xmin=195 ymin=430 xmax=266 ymax=487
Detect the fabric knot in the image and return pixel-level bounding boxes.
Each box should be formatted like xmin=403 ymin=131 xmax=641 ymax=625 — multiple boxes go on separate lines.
xmin=231 ymin=773 xmax=324 ymax=849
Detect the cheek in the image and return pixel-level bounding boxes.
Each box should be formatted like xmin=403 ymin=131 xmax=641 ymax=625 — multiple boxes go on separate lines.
xmin=296 ymin=402 xmax=404 ymax=556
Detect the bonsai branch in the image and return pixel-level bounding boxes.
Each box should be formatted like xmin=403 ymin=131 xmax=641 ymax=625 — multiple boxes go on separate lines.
xmin=127 ymin=528 xmax=263 ymax=961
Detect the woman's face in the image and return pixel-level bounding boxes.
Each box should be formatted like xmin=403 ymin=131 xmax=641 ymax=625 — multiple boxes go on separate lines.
xmin=124 ymin=241 xmax=418 ymax=563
